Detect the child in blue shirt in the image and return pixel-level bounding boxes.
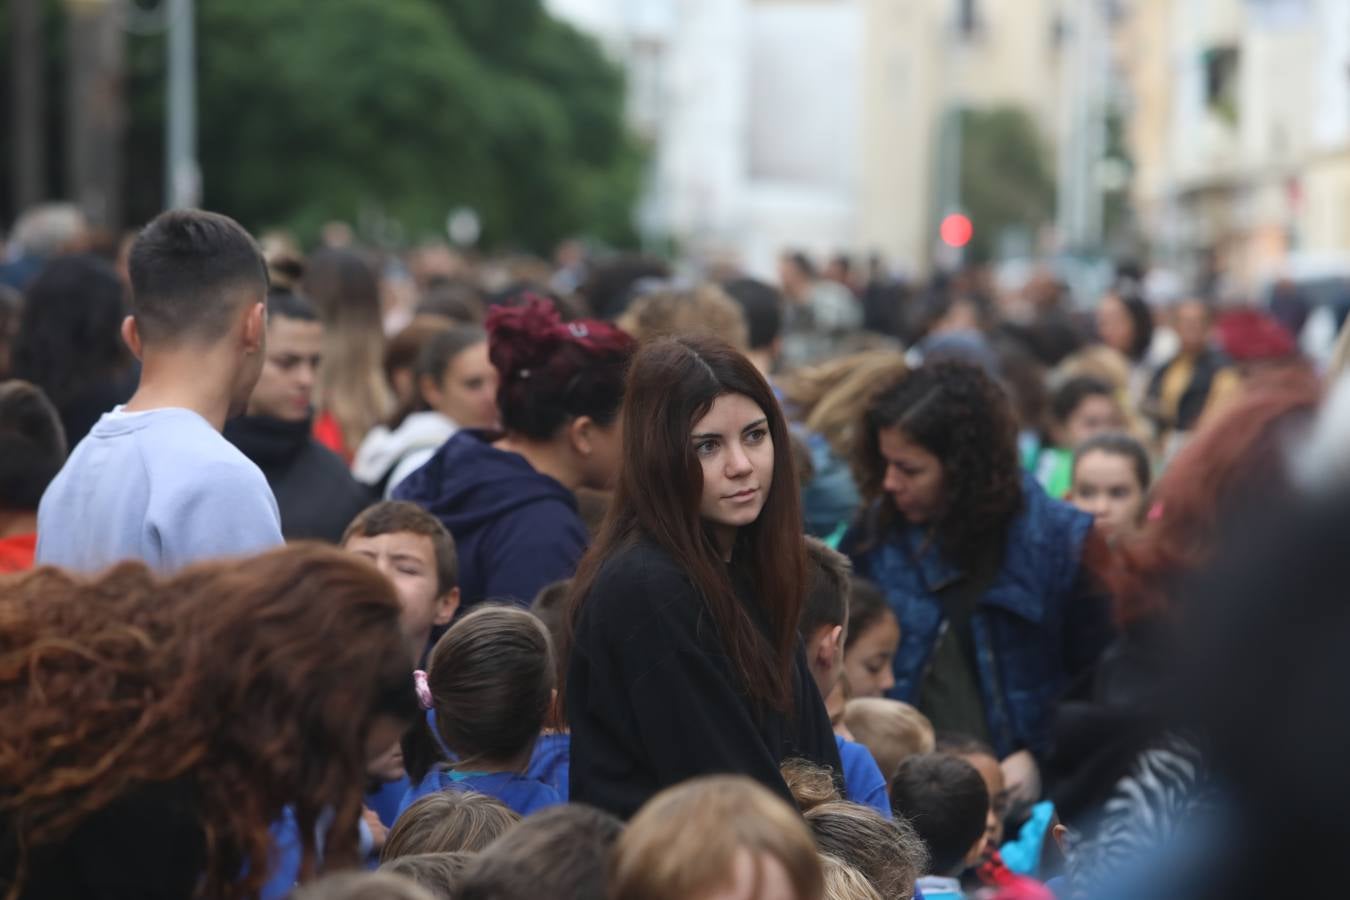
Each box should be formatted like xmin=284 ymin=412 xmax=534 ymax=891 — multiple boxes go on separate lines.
xmin=526 ymin=579 xmax=574 ymax=798
xmin=399 ymin=605 xmax=563 ymax=818
xmin=799 ymin=539 xmax=893 ymax=818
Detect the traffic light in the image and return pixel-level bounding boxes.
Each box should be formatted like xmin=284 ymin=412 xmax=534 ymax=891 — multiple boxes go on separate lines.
xmin=940 ymin=213 xmax=973 ymax=249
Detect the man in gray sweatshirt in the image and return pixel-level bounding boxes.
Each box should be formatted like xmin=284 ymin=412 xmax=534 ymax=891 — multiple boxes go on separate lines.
xmin=36 ymin=208 xmax=284 ymax=572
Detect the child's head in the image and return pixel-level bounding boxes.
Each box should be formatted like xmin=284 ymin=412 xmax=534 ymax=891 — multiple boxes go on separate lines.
xmin=292 ymin=871 xmax=435 ymax=900
xmin=1068 ymin=432 xmax=1152 ymax=542
xmin=405 ymin=605 xmax=554 ymax=783
xmin=381 ymin=791 xmax=521 ymax=861
xmin=841 ymin=578 xmax=899 ymax=699
xmin=780 ymin=758 xmax=843 ymax=813
xmin=0 ymin=380 xmax=66 ymax=514
xmin=841 ymin=699 xmax=935 ymax=782
xmin=611 ymin=775 xmax=824 ymax=900
xmin=818 ymin=855 xmax=883 ymax=900
xmin=459 ymin=803 xmax=624 ymax=900
xmin=126 ymin=209 xmax=269 ymax=415
xmin=1050 ymin=375 xmax=1122 ymax=449
xmin=934 ymin=734 xmax=1008 ymax=848
xmin=530 ymin=579 xmax=572 ymax=730
xmin=804 ymin=802 xmax=927 ymax=900
xmin=344 ymin=502 xmax=460 ymax=665
xmin=889 ymin=753 xmax=990 ymax=877
xmin=798 ymin=538 xmax=852 ymax=699
xmin=380 ymin=852 xmax=475 ymax=900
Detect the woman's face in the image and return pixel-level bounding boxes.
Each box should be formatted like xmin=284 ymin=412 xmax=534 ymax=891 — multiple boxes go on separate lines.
xmin=433 ymin=342 xmax=499 ymax=430
xmin=1096 ymin=294 xmax=1135 ymax=356
xmin=878 ymin=426 xmax=945 ymax=526
xmin=692 ymin=393 xmax=775 ymax=544
xmin=1069 ymin=449 xmax=1146 ymax=541
xmin=843 ymin=612 xmax=900 ymax=699
xmin=1063 ymin=393 xmax=1124 ymax=449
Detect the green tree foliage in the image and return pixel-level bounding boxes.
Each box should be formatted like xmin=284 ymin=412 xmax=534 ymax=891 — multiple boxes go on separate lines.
xmin=9 ymin=0 xmax=641 ymax=250
xmin=958 ymin=106 xmax=1056 ymax=263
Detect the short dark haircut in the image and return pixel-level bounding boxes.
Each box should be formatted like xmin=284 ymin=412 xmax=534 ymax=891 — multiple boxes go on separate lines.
xmin=380 ymin=851 xmax=475 ymax=900
xmin=0 ymin=380 xmax=67 ymax=510
xmin=127 ymin=208 xmax=267 ymax=343
xmin=343 ymin=501 xmax=458 ymax=596
xmin=1073 ymin=431 xmax=1152 ymax=494
xmin=1111 ymin=289 xmax=1155 ymax=362
xmin=459 ymin=804 xmax=624 ymax=900
xmin=1051 ymin=375 xmax=1115 ymax=427
xmin=842 ymin=577 xmax=888 ymax=653
xmin=799 ymin=537 xmax=851 ymax=638
xmin=722 ymin=278 xmax=783 ymax=350
xmin=267 ymin=288 xmax=319 ymax=324
xmin=890 ymin=753 xmax=990 ymax=876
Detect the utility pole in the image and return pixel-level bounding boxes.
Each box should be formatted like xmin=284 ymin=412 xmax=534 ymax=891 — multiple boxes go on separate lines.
xmin=67 ymin=0 xmax=126 ymax=229
xmin=166 ymin=0 xmax=200 ymax=209
xmin=10 ymin=0 xmax=46 ymax=214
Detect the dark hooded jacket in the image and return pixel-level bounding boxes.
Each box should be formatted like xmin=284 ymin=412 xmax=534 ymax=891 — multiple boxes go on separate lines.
xmin=393 ymin=430 xmax=587 ymax=607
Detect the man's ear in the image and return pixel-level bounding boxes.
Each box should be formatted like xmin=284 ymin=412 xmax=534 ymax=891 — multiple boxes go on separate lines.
xmin=434 ymin=587 xmax=461 ymax=627
xmin=121 ymin=316 xmax=143 ymax=361
xmin=243 ymin=301 xmax=266 ymax=354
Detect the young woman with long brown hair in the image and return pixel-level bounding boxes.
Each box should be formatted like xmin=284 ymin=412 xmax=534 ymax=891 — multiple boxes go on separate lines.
xmin=566 ymin=335 xmax=840 ymax=819
xmin=0 ymin=544 xmax=419 ymax=899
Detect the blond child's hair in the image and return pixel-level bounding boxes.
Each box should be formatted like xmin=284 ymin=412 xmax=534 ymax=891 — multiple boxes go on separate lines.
xmin=843 ymin=698 xmax=936 ymax=782
xmin=610 ymin=775 xmax=824 ymax=900
xmin=820 ymin=854 xmax=884 ymax=900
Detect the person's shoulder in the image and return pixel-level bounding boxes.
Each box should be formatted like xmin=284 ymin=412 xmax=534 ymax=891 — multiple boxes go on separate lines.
xmin=593 ymin=539 xmax=689 ymax=594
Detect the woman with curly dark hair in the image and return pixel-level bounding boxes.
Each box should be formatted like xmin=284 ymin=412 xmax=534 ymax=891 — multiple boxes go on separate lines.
xmin=842 ymin=361 xmax=1113 ymax=795
xmin=0 ymin=543 xmax=419 ymax=899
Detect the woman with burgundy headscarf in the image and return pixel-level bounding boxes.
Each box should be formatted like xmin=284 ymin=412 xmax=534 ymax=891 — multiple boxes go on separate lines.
xmin=394 ymin=297 xmax=635 ymax=610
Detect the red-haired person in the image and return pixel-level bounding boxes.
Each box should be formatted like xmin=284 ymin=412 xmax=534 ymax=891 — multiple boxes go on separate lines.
xmin=0 ymin=545 xmax=419 ymax=899
xmin=567 ymin=336 xmax=840 ymax=818
xmin=394 ymin=298 xmax=634 ymax=610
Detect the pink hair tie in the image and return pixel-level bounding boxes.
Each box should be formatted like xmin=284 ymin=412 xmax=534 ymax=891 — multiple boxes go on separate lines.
xmin=413 ymin=670 xmax=433 ymax=710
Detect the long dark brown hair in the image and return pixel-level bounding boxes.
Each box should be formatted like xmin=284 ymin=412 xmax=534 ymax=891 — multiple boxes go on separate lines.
xmin=0 ymin=544 xmax=418 ymax=899
xmin=568 ymin=335 xmax=806 ymax=714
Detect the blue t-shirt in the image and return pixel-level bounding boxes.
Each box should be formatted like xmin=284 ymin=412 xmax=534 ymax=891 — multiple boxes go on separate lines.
xmin=36 ymin=407 xmax=283 ymax=572
xmin=399 ymin=768 xmax=563 ymax=818
xmin=836 ymin=734 xmax=893 ymax=819
xmin=366 ymin=776 xmax=410 ymax=829
xmin=526 ymin=732 xmax=570 ymax=800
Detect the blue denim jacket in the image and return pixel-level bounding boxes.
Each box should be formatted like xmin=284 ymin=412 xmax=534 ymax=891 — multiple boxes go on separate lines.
xmin=846 ymin=475 xmax=1109 ymax=759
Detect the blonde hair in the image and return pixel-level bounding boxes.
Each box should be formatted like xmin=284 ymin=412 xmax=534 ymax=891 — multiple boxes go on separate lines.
xmin=843 ymin=698 xmax=935 ymax=782
xmin=305 ymin=247 xmax=396 ymax=450
xmin=781 ymin=758 xmax=843 ymax=813
xmin=805 ymin=802 xmax=928 ymax=900
xmin=819 ymin=855 xmax=884 ymax=900
xmin=380 ymin=791 xmax=521 ymax=861
xmin=617 ymin=284 xmax=749 ymax=350
xmin=610 ymin=776 xmax=824 ymax=900
xmin=291 ymin=872 xmax=435 ymax=900
xmin=780 ymin=351 xmax=908 ymax=460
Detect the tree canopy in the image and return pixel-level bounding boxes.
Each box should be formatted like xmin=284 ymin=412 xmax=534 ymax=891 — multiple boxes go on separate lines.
xmin=6 ymin=0 xmax=643 ymax=250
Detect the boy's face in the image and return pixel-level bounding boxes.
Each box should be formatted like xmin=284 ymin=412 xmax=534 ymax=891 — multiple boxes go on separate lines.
xmin=345 ymin=531 xmax=458 ymax=664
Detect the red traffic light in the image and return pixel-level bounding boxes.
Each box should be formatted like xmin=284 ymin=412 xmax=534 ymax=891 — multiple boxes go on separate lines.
xmin=940 ymin=213 xmax=973 ymax=249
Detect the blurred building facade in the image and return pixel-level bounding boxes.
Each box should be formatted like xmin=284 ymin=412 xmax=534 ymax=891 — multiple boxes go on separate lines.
xmin=548 ymin=0 xmax=1080 ymax=279
xmin=1119 ymin=0 xmax=1350 ymax=292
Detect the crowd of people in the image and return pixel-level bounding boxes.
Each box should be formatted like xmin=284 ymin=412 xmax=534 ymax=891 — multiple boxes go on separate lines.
xmin=1 ymin=201 xmax=1348 ymax=900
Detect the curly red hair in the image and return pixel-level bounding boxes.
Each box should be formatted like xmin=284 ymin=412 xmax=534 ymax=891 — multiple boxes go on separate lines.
xmin=1107 ymin=366 xmax=1321 ymax=625
xmin=0 ymin=544 xmax=418 ymax=898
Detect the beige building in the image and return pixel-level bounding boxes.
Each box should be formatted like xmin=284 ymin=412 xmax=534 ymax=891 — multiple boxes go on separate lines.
xmin=1118 ymin=0 xmax=1350 ymax=292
